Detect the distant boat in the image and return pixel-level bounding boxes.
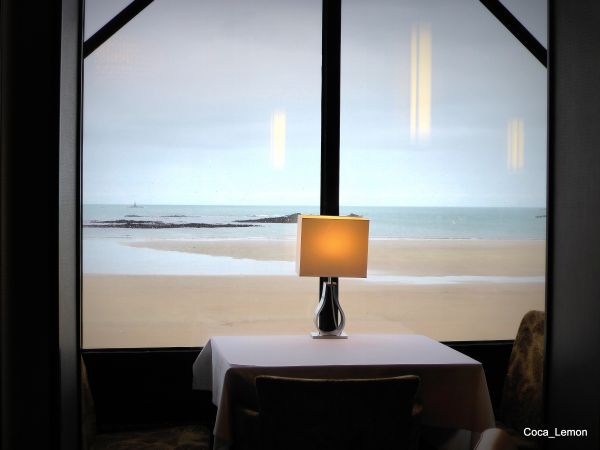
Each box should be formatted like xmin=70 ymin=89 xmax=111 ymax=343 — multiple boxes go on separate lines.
xmin=130 ymin=201 xmax=143 ymax=208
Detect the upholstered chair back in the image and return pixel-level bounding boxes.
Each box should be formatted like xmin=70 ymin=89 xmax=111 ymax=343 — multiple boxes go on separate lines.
xmin=499 ymin=310 xmax=545 ymax=431
xmin=256 ymin=375 xmax=421 ymax=450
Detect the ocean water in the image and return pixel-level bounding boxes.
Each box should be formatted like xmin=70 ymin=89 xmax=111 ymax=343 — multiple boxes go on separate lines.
xmin=83 ymin=204 xmax=546 ymax=240
xmin=83 ymin=204 xmax=546 ymax=277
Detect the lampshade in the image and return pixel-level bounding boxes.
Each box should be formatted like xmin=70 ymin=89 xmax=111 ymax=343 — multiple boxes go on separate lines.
xmin=296 ymin=215 xmax=369 ymax=278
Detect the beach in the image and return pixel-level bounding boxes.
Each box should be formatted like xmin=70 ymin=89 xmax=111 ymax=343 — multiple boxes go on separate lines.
xmin=82 ymin=238 xmax=545 ymax=348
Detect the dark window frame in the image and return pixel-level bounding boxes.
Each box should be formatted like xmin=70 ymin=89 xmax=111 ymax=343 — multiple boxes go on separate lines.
xmin=319 ymin=0 xmax=341 ymax=297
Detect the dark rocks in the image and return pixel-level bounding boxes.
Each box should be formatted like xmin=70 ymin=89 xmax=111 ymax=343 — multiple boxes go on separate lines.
xmin=235 ymin=213 xmax=301 ymax=224
xmin=84 ymin=220 xmax=257 ymax=229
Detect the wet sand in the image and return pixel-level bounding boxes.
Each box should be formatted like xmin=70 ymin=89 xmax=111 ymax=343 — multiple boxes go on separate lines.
xmin=83 ymin=238 xmax=545 ymax=348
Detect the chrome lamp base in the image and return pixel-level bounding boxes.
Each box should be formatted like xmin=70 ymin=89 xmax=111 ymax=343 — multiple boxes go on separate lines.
xmin=311 ymin=332 xmax=348 ymax=339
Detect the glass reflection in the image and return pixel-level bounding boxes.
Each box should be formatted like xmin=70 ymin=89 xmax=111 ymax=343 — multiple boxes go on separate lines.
xmin=507 ymin=118 xmax=524 ymax=171
xmin=271 ymin=111 xmax=287 ymax=169
xmin=410 ymin=23 xmax=432 ymax=143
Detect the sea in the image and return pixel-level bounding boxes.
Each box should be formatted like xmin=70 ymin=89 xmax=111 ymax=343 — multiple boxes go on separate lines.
xmin=83 ymin=205 xmax=546 ymax=278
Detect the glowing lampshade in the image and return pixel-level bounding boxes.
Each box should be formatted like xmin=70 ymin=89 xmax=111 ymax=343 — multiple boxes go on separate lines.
xmin=296 ymin=215 xmax=369 ymax=278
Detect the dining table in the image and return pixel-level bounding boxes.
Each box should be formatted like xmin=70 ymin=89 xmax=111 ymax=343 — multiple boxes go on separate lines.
xmin=192 ymin=334 xmax=495 ymax=450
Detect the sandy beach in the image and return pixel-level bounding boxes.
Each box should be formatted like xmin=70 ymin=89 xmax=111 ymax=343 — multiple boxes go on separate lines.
xmin=83 ymin=239 xmax=546 ymax=348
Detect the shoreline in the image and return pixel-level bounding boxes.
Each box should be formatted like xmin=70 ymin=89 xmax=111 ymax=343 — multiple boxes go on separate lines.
xmin=118 ymin=238 xmax=545 ymax=276
xmin=88 ymin=236 xmax=548 ymax=242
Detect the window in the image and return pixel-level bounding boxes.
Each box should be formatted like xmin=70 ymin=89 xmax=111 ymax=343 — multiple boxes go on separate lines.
xmin=338 ymin=0 xmax=546 ymax=340
xmin=83 ymin=0 xmax=322 ymax=347
xmin=83 ymin=0 xmax=546 ymax=347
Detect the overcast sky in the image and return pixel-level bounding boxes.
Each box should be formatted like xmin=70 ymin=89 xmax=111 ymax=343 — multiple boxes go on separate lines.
xmin=83 ymin=0 xmax=547 ymax=207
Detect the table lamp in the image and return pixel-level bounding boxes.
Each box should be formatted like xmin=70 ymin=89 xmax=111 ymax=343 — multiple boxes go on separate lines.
xmin=296 ymin=215 xmax=370 ymax=338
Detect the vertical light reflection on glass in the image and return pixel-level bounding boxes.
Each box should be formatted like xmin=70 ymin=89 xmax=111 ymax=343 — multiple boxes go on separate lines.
xmin=410 ymin=27 xmax=418 ymax=141
xmin=270 ymin=111 xmax=286 ymax=169
xmin=418 ymin=24 xmax=432 ymax=141
xmin=507 ymin=118 xmax=525 ymax=171
xmin=410 ymin=23 xmax=432 ymax=143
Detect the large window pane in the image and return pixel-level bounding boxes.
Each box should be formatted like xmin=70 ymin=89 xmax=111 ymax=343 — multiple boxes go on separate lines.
xmin=83 ymin=0 xmax=322 ymax=348
xmin=339 ymin=0 xmax=546 ymax=340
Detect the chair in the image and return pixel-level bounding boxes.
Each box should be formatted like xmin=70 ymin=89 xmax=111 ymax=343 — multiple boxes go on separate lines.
xmin=235 ymin=374 xmax=421 ymax=450
xmin=497 ymin=311 xmax=545 ymax=449
xmin=420 ymin=311 xmax=544 ymax=450
xmin=498 ymin=310 xmax=545 ymax=432
xmin=81 ymin=358 xmax=210 ymax=450
xmin=477 ymin=310 xmax=545 ymax=450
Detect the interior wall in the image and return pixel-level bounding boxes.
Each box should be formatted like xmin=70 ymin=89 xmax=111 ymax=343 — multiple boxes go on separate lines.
xmin=1 ymin=1 xmax=62 ymax=448
xmin=0 ymin=0 xmax=81 ymax=449
xmin=82 ymin=349 xmax=215 ymax=429
xmin=546 ymin=1 xmax=600 ymax=449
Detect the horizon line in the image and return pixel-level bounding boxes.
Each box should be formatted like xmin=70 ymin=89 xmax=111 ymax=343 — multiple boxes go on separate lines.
xmin=81 ymin=203 xmax=547 ymax=208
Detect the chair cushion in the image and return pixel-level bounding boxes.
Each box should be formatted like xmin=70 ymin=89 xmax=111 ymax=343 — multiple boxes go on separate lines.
xmin=496 ymin=423 xmax=541 ymax=450
xmin=474 ymin=428 xmax=517 ymax=450
xmin=92 ymin=424 xmax=210 ymax=450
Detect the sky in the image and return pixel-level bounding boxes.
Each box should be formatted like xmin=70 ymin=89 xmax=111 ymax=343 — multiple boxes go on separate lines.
xmin=83 ymin=0 xmax=547 ymax=207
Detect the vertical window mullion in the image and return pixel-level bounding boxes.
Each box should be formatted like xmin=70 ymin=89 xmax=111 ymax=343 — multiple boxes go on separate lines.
xmin=320 ymin=0 xmax=341 ymax=217
xmin=319 ymin=0 xmax=342 ymax=295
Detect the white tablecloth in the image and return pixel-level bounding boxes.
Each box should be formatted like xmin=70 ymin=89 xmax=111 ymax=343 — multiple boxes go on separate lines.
xmin=192 ymin=334 xmax=495 ymax=448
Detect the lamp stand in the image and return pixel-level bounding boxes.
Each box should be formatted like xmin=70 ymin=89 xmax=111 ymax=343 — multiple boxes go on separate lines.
xmin=312 ymin=278 xmax=347 ymax=339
